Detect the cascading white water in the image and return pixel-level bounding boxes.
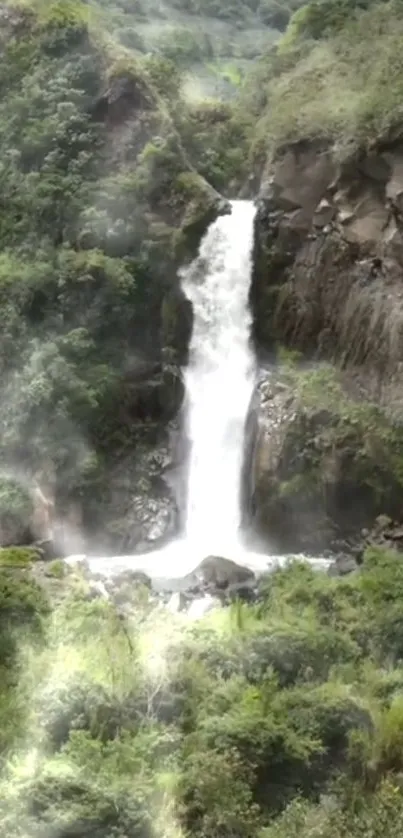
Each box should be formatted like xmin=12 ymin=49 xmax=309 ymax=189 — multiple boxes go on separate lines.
xmin=66 ymin=202 xmax=331 ymax=579
xmin=180 ymin=200 xmax=257 ymax=556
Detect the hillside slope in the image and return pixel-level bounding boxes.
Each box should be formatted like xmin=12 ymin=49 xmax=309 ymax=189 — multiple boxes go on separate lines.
xmin=0 ymin=0 xmax=233 ymax=554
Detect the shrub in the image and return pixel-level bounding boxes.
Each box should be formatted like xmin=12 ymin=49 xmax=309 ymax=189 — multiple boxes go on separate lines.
xmin=246 ymin=0 xmax=403 ymax=156
xmin=177 ymin=748 xmax=261 ymax=837
xmin=0 ymin=547 xmax=40 ymax=567
xmin=282 ymin=0 xmax=374 ymax=45
xmin=0 ymin=478 xmax=33 ymax=547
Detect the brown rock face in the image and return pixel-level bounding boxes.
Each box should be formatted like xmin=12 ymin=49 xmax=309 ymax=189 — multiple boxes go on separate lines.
xmin=244 ymin=369 xmax=403 ymax=554
xmin=251 ymin=140 xmax=403 ymax=387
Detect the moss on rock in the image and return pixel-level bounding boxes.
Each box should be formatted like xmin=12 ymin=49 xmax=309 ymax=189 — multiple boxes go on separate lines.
xmin=249 ymin=364 xmax=403 ymax=552
xmin=0 ymin=546 xmax=41 ymax=566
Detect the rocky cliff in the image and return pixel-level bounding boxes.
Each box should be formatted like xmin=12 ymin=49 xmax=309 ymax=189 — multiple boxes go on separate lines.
xmin=252 ymin=138 xmax=403 ymax=382
xmin=247 ymin=135 xmax=403 ymax=552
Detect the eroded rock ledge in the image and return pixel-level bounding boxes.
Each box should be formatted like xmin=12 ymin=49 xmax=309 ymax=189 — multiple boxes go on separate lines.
xmin=251 ymin=137 xmax=403 ymax=388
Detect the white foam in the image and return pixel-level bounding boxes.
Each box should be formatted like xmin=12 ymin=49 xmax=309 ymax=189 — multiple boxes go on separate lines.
xmin=65 ymin=202 xmax=332 ymax=581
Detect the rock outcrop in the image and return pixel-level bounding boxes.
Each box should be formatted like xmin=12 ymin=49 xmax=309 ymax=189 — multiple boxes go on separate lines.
xmin=245 ymin=366 xmax=403 ymax=553
xmin=248 ymin=138 xmax=403 ymax=552
xmin=251 ymin=139 xmax=403 ymax=393
xmin=153 ymin=555 xmax=258 ymax=604
xmin=39 ymin=553 xmax=260 ymax=619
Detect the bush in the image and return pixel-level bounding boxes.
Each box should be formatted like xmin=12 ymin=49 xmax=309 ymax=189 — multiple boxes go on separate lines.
xmin=46 ymin=559 xmax=66 ymax=578
xmin=0 ymin=567 xmax=49 ymax=669
xmin=0 ymin=478 xmax=33 ymax=547
xmin=0 ymin=547 xmax=40 ymax=567
xmin=245 ymin=0 xmax=403 ymax=156
xmin=154 ymin=27 xmax=210 ymax=66
xmin=177 ymin=748 xmax=260 ymax=837
xmin=282 ymin=0 xmax=374 ymax=44
xmin=117 ymin=28 xmax=146 ymax=52
xmin=25 ymin=769 xmax=153 ymax=838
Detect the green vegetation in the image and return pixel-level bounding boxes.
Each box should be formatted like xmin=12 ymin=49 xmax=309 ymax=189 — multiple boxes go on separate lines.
xmin=243 ymin=0 xmax=403 ymax=159
xmin=0 ymin=547 xmax=41 ymax=566
xmin=166 ymin=0 xmax=305 ymax=29
xmin=0 ymin=479 xmax=33 ymax=547
xmin=254 ymin=363 xmax=403 ymax=550
xmin=287 ymin=364 xmax=403 ymax=501
xmin=0 ymin=0 xmax=236 ymax=549
xmin=46 ymin=559 xmax=67 ymax=578
xmin=2 ymin=0 xmax=403 ymax=834
xmin=2 ymin=550 xmax=403 ymax=835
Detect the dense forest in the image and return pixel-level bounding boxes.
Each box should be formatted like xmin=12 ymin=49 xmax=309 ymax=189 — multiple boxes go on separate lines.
xmin=2 ymin=0 xmax=403 ymax=835
xmin=3 ymin=543 xmax=403 ymax=836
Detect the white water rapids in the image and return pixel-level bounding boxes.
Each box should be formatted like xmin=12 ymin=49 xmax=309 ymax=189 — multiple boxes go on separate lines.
xmin=67 ymin=201 xmax=330 ymax=580
xmin=181 ymin=200 xmax=256 ymax=556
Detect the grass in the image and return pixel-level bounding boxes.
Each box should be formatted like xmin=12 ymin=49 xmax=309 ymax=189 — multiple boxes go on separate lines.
xmin=0 ymin=547 xmax=41 ymax=567
xmin=247 ymin=0 xmax=403 ymax=159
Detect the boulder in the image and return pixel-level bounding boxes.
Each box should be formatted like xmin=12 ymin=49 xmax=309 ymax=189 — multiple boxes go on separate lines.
xmin=355 ymin=514 xmax=403 ymax=562
xmin=177 ymin=556 xmax=256 ymax=602
xmin=328 ymin=553 xmax=359 ymax=577
xmin=152 ymin=555 xmax=257 ymax=603
xmin=194 ymin=555 xmax=255 ymax=589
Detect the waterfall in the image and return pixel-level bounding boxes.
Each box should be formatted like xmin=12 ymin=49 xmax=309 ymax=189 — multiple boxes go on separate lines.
xmin=180 ymin=200 xmax=257 ymax=556
xmin=68 ymin=203 xmax=331 ymax=578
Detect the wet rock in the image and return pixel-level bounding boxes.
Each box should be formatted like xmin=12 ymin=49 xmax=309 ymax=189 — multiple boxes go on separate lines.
xmin=119 ymin=363 xmax=185 ymax=425
xmin=313 ymin=199 xmax=336 ymax=228
xmin=34 ymin=539 xmax=59 ymax=562
xmin=245 ymin=369 xmax=403 ymax=553
xmin=83 ymin=418 xmax=184 ymax=555
xmin=167 ymin=591 xmax=187 ymax=613
xmin=173 ymin=175 xmax=231 ymax=264
xmin=195 ymin=555 xmax=254 ymax=588
xmin=355 ymin=514 xmax=403 ymax=562
xmin=114 ymin=488 xmax=179 ymax=554
xmin=328 ymin=553 xmax=359 ymax=577
xmin=161 ymin=286 xmax=193 ymax=365
xmin=172 ymin=556 xmax=257 ymax=603
xmin=187 ymin=594 xmax=222 ymax=619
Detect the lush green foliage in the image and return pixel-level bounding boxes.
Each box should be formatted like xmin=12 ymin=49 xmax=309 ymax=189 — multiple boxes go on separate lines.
xmin=0 ymin=0 xmax=246 ymax=546
xmin=2 ymin=1 xmax=403 ymax=832
xmin=281 ymin=363 xmax=403 ymax=504
xmin=2 ymin=550 xmax=403 ymax=835
xmin=243 ymin=0 xmax=403 ymax=159
xmin=283 ymin=0 xmax=378 ymax=42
